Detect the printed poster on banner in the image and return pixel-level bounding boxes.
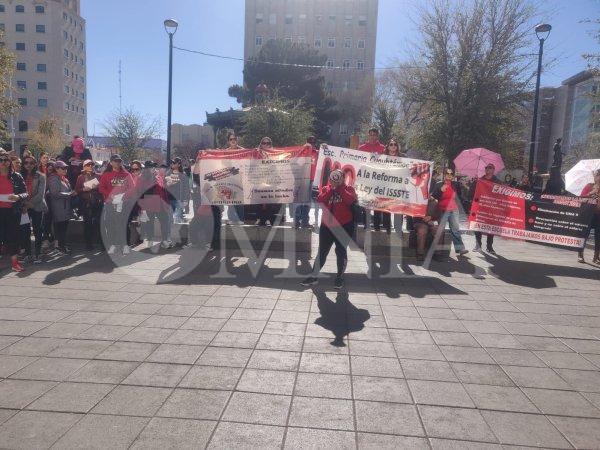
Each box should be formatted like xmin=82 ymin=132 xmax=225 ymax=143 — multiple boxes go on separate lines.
xmin=313 ymin=145 xmax=434 ymax=216
xmin=469 ymin=179 xmax=596 ymax=248
xmin=196 ymin=146 xmax=312 ymax=206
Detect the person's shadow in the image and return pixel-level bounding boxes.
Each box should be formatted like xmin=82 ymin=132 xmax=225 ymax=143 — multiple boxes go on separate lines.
xmin=313 ymin=289 xmax=370 ymax=347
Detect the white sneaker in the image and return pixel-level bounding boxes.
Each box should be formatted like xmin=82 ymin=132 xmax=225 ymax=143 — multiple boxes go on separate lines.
xmin=122 ymin=246 xmax=130 ymax=255
xmin=160 ymin=240 xmax=173 ymax=249
xmin=107 ymin=245 xmax=117 ymax=255
xmin=473 ymin=245 xmax=482 ymax=252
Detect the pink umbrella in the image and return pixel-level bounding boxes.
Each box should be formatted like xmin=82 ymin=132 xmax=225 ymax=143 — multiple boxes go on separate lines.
xmin=453 ymin=148 xmax=505 ymax=178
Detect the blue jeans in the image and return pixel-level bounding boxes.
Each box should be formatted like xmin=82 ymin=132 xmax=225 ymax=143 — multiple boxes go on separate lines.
xmin=171 ymin=200 xmax=184 ymax=223
xmin=439 ymin=210 xmax=465 ymax=252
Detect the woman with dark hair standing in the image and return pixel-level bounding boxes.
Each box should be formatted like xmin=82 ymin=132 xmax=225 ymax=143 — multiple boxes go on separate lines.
xmin=166 ymin=157 xmax=190 ymax=224
xmin=75 ymin=160 xmax=103 ymax=251
xmin=225 ymin=132 xmax=245 ymax=223
xmin=99 ymin=154 xmax=135 ymax=255
xmin=138 ymin=162 xmax=173 ymax=249
xmin=578 ymin=169 xmax=600 ymax=264
xmin=0 ymin=150 xmax=28 ymax=272
xmin=373 ymin=139 xmax=405 ymax=233
xmin=20 ymin=156 xmax=47 ymax=263
xmin=41 ymin=160 xmax=56 ymax=252
xmin=48 ymin=161 xmax=75 ymax=255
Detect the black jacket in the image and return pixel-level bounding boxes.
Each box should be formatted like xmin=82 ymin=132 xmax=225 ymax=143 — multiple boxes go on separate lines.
xmin=431 ymin=180 xmax=465 ymax=207
xmin=2 ymin=172 xmax=29 ymax=215
xmin=59 ymin=146 xmax=93 ymax=163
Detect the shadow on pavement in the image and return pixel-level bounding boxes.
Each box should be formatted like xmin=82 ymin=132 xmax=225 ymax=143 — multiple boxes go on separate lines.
xmin=313 ymin=289 xmax=370 ymax=347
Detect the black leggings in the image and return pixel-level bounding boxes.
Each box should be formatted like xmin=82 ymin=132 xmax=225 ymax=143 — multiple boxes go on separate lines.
xmin=313 ymin=222 xmax=355 ymax=276
xmin=53 ymin=220 xmax=69 ymax=250
xmin=373 ymin=212 xmax=391 ymax=231
xmin=142 ymin=210 xmax=171 ymax=242
xmin=42 ymin=210 xmax=54 ymax=242
xmin=102 ymin=204 xmax=129 ymax=248
xmin=475 ymin=232 xmax=494 ymax=248
xmin=579 ymin=216 xmax=600 ymax=259
xmin=20 ymin=210 xmax=44 ymax=256
xmin=81 ymin=204 xmax=102 ymax=247
xmin=0 ymin=208 xmax=20 ymax=256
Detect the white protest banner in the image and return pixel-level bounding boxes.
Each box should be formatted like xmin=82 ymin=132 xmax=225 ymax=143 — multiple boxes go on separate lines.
xmin=313 ymin=145 xmax=433 ymax=216
xmin=196 ymin=146 xmax=312 ymax=206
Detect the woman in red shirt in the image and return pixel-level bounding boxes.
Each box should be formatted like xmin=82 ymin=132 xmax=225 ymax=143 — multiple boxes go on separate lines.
xmin=99 ymin=154 xmax=135 ymax=255
xmin=578 ymin=169 xmax=600 ymax=264
xmin=0 ymin=150 xmax=29 ymax=272
xmin=301 ymin=169 xmax=357 ymax=290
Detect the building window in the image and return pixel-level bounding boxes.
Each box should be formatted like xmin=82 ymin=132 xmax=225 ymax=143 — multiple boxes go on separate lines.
xmin=16 ymin=62 xmax=26 ymax=71
xmin=328 ymin=38 xmax=335 ymax=48
xmin=38 ymin=98 xmax=47 ymax=107
xmin=314 ymin=38 xmax=322 ymax=48
xmin=329 ymin=15 xmax=336 ymax=21
xmin=325 ymin=81 xmax=333 ymax=93
xmin=64 ymin=68 xmax=69 ymax=76
xmin=63 ymin=30 xmax=68 ymax=40
xmin=357 ymin=60 xmax=365 ymax=70
xmin=298 ymin=36 xmax=306 ymax=45
xmin=255 ymin=36 xmax=262 ymax=46
xmin=340 ymin=123 xmax=349 ymax=135
xmin=36 ymin=43 xmax=46 ymax=52
xmin=18 ymin=120 xmax=28 ymax=132
xmin=38 ymin=82 xmax=47 ymax=90
xmin=35 ymin=5 xmax=44 ymax=13
xmin=359 ymin=15 xmax=367 ymax=26
xmin=79 ymin=42 xmax=83 ymax=50
xmin=343 ymin=81 xmax=351 ymax=92
xmin=284 ymin=36 xmax=292 ymax=46
xmin=63 ymin=12 xmax=67 ymax=20
xmin=64 ymin=85 xmax=69 ymax=93
xmin=269 ymin=13 xmax=276 ymax=25
xmin=255 ymin=13 xmax=263 ymax=24
xmin=15 ymin=4 xmax=24 ymax=13
xmin=17 ymin=80 xmax=26 ymax=90
xmin=80 ymin=58 xmax=84 ymax=66
xmin=81 ymin=93 xmax=85 ymax=100
xmin=36 ymin=24 xmax=45 ymax=33
xmin=81 ymin=108 xmax=85 ymax=115
xmin=16 ymin=42 xmax=25 ymax=51
xmin=344 ymin=38 xmax=352 ymax=48
xmin=299 ymin=14 xmax=307 ymax=20
xmin=326 ymin=60 xmax=334 ymax=69
xmin=0 ymin=24 xmax=4 ymax=32
xmin=80 ymin=76 xmax=84 ymax=84
xmin=345 ymin=15 xmax=353 ymax=25
xmin=64 ymin=49 xmax=69 ymax=58
xmin=37 ymin=63 xmax=46 ymax=72
xmin=343 ymin=59 xmax=350 ymax=70
xmin=65 ymin=123 xmax=70 ymax=135
xmin=15 ymin=23 xmax=25 ymax=32
xmin=64 ymin=101 xmax=69 ymax=111
xmin=18 ymin=98 xmax=27 ymax=106
xmin=285 ymin=14 xmax=293 ymax=25
xmin=357 ymin=39 xmax=365 ymax=49
xmin=0 ymin=5 xmax=4 ymax=12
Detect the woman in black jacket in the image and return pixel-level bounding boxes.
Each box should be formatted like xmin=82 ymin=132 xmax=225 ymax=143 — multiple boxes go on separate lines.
xmin=0 ymin=151 xmax=29 ymax=272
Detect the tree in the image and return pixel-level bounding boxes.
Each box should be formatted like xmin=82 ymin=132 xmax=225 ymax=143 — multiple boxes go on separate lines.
xmin=0 ymin=31 xmax=17 ymax=143
xmin=26 ymin=115 xmax=67 ymax=157
xmin=102 ymin=108 xmax=161 ymax=162
xmin=239 ymin=95 xmax=314 ymax=148
xmin=229 ymin=40 xmax=338 ymax=141
xmin=399 ymin=0 xmax=539 ymax=164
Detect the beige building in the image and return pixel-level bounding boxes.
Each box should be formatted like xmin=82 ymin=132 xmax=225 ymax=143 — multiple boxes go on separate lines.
xmin=171 ymin=123 xmax=214 ymax=149
xmin=1 ymin=0 xmax=87 ymax=153
xmin=244 ymin=0 xmax=379 ymax=144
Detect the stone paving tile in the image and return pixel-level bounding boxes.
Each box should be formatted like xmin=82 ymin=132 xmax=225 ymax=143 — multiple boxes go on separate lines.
xmin=247 ymin=350 xmax=301 ymax=371
xmin=52 ymin=414 xmax=149 ymax=450
xmin=523 ymin=387 xmax=600 ymax=417
xmin=95 ymin=341 xmax=157 ymax=361
xmin=400 ymin=359 xmax=458 ymax=382
xmin=286 ymin=427 xmax=356 ymax=449
xmin=418 ymin=405 xmax=497 ymax=442
xmin=121 ymin=362 xmax=190 ymax=387
xmin=549 ymin=416 xmax=600 ymax=449
xmin=2 ymin=336 xmax=68 ymax=356
xmin=68 ymin=359 xmax=139 ymax=384
xmin=356 ymin=401 xmax=423 ymax=436
xmin=0 ymin=355 xmax=38 ymax=377
xmin=555 ymin=368 xmax=600 ymax=392
xmin=0 ymin=410 xmax=80 ymax=449
xmin=131 ymin=417 xmax=216 ymax=450
xmin=91 ymin=385 xmax=171 ymax=417
xmin=480 ymin=410 xmax=570 ymax=448
xmin=145 ymin=343 xmax=205 ymax=364
xmin=289 ymin=396 xmax=354 ymax=430
xmin=408 ymin=380 xmax=475 ymax=408
xmin=450 ymin=362 xmax=514 ymax=386
xmin=294 ymin=372 xmax=352 ymax=399
xmin=351 ymin=355 xmax=403 ymax=378
xmin=222 ymin=392 xmax=291 ymax=426
xmin=209 ymin=421 xmax=284 ymax=449
xmin=179 ymin=365 xmax=243 ymax=390
xmin=237 ymin=368 xmax=296 ymax=395
xmin=353 ymin=376 xmax=412 ymax=403
xmin=463 ymin=384 xmax=538 ymax=413
xmin=0 ymin=379 xmax=57 ymax=409
xmin=256 ymin=334 xmax=304 ymax=352
xmin=502 ymin=365 xmax=572 ymax=390
xmin=26 ymin=382 xmax=114 ymax=413
xmin=196 ymin=346 xmax=252 ymax=367
xmin=299 ymin=352 xmax=350 ymax=374
xmin=158 ymin=388 xmax=230 ymax=420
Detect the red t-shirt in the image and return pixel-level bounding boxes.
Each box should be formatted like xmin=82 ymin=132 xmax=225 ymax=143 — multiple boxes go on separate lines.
xmin=581 ymin=183 xmax=598 ymax=198
xmin=438 ymin=181 xmax=458 ymax=211
xmin=99 ymin=170 xmax=134 ymax=202
xmin=358 ymin=141 xmax=385 ymax=154
xmin=0 ymin=174 xmax=13 ymax=208
xmin=319 ymin=184 xmax=357 ymax=227
xmin=25 ymin=175 xmax=34 ymax=196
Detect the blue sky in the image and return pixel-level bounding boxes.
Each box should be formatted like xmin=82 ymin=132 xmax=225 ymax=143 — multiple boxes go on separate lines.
xmin=83 ymin=0 xmax=598 ymax=138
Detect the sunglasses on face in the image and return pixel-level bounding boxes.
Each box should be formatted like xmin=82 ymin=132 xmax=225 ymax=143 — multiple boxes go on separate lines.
xmin=0 ymin=158 xmax=10 ymax=163
xmin=24 ymin=162 xmax=35 ymax=166
xmin=229 ymin=137 xmax=237 ymax=141
xmin=261 ymin=141 xmax=272 ymax=145
xmin=132 ymin=167 xmax=141 ymax=171
xmin=485 ymin=166 xmax=494 ymax=170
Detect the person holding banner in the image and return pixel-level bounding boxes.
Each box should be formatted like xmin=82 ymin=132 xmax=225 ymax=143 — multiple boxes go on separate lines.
xmin=225 ymin=132 xmax=246 ymax=224
xmin=471 ymin=163 xmax=500 ymax=254
xmin=431 ymin=168 xmax=469 ymax=256
xmin=374 ymin=139 xmax=406 ymax=233
xmin=301 ymin=169 xmax=358 ymax=290
xmin=578 ymin=169 xmax=600 ymax=264
xmin=291 ymin=136 xmax=318 ymax=229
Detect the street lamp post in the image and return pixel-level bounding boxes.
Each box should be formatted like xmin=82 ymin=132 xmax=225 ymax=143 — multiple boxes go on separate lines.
xmin=528 ymin=23 xmax=552 ymax=178
xmin=164 ymin=19 xmax=178 ymax=164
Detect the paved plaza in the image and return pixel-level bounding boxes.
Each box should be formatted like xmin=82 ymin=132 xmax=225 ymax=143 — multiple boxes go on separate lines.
xmin=0 ymin=232 xmax=599 ymax=449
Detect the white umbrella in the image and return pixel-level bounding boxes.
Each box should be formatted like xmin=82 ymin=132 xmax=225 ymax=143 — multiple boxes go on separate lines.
xmin=565 ymin=159 xmax=600 ymax=196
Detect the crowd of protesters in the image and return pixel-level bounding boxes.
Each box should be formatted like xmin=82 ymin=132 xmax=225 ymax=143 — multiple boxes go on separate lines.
xmin=0 ymin=128 xmax=598 ymax=282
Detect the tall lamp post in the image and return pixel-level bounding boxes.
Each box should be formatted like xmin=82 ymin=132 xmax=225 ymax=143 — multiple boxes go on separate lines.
xmin=528 ymin=23 xmax=552 ymax=178
xmin=164 ymin=19 xmax=178 ymax=164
